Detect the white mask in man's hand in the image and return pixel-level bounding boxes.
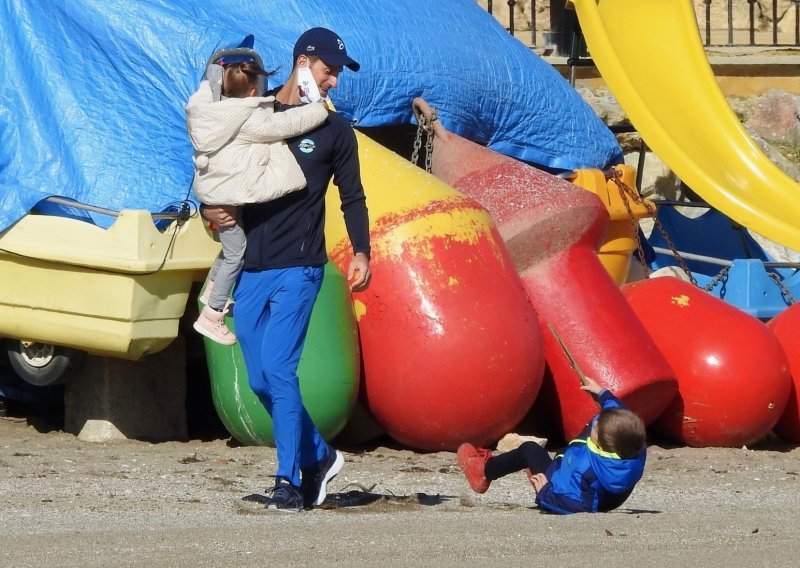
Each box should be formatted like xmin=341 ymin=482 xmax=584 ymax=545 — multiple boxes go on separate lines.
xmin=297 ymin=65 xmax=322 ymax=103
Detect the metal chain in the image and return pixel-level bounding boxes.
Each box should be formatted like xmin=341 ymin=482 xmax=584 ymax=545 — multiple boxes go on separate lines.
xmin=609 ymin=171 xmax=698 ymax=286
xmin=650 ymin=212 xmax=699 ymax=287
xmin=702 ymin=264 xmax=731 ymax=293
xmin=424 ymin=123 xmax=434 ymax=173
xmin=410 ymin=110 xmax=437 ymax=173
xmin=609 ymin=170 xmax=652 ymax=279
xmin=767 ymin=271 xmax=797 ymax=305
xmin=607 ymin=171 xmax=795 ymax=302
xmin=411 ymin=121 xmax=423 ymax=167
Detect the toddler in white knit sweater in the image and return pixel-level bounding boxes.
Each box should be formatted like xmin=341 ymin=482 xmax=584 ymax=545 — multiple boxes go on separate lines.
xmin=186 ymin=59 xmax=328 ymax=344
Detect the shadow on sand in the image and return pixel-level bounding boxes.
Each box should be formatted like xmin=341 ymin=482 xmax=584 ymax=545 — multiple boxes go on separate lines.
xmin=243 ymin=482 xmax=458 ymax=513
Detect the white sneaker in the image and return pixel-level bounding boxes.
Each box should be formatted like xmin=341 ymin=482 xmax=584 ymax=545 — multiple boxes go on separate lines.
xmin=301 ymin=449 xmax=344 ymax=508
xmin=193 ymin=306 xmax=237 ymax=345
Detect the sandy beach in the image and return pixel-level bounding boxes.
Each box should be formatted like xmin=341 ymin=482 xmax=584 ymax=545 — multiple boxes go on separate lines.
xmin=2 ymin=411 xmax=800 ymax=568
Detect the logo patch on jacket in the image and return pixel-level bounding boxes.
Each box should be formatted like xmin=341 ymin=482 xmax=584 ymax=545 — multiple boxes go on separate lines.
xmin=298 ymin=138 xmax=316 ymax=154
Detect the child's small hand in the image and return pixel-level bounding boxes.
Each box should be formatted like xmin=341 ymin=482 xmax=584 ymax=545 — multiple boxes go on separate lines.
xmin=526 ymin=470 xmax=548 ymax=494
xmin=580 ymin=376 xmax=604 ymax=396
xmin=200 ymin=204 xmax=238 ymax=229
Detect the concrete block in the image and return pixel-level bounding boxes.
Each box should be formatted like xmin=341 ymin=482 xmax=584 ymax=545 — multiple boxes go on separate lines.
xmin=77 ymin=419 xmax=127 ymax=442
xmin=65 ymin=336 xmax=188 ymax=442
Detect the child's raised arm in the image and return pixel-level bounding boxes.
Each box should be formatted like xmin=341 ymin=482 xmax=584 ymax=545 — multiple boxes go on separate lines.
xmin=243 ymin=100 xmax=329 ymax=143
xmin=580 ymin=376 xmax=604 ymax=397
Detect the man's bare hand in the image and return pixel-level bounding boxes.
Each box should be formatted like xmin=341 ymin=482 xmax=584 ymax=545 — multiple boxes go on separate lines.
xmin=348 ymin=252 xmax=371 ymax=292
xmin=200 ymin=205 xmax=238 ymax=229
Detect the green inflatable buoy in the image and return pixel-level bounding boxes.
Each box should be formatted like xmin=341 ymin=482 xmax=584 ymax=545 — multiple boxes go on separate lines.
xmin=204 ymin=263 xmax=360 ymax=446
xmin=333 ymin=400 xmax=385 ymax=447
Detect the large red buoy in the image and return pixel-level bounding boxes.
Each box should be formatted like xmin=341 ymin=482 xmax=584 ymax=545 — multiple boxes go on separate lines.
xmin=623 ymin=277 xmax=791 ymax=447
xmin=326 ymin=133 xmax=545 ymax=451
xmin=768 ymin=304 xmax=800 ymax=442
xmin=413 ymin=99 xmax=677 ymax=441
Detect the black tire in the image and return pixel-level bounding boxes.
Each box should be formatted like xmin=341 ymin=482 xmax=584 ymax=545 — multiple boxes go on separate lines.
xmin=6 ymin=340 xmax=86 ymax=387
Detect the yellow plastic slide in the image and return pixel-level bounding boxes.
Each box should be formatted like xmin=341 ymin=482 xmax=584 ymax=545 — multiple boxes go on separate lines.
xmin=570 ymin=0 xmax=800 ymax=252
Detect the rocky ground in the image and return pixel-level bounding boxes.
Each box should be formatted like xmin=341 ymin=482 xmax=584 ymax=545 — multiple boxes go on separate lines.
xmin=2 ymin=410 xmax=800 ymax=567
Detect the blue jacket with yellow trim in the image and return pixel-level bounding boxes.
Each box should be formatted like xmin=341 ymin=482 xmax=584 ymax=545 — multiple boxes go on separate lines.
xmin=535 ymin=389 xmax=646 ymax=514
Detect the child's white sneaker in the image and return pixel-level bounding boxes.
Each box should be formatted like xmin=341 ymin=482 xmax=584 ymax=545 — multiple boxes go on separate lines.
xmin=193 ymin=306 xmax=237 ymax=345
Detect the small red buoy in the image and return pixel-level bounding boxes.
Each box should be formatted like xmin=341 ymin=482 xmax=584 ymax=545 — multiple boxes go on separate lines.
xmin=623 ymin=277 xmax=792 ymax=447
xmin=767 ymin=304 xmax=800 ymax=442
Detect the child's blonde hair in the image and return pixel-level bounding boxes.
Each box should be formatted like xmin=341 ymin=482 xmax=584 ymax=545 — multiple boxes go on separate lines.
xmin=222 ymin=61 xmax=274 ymax=98
xmin=597 ymin=408 xmax=646 ymax=459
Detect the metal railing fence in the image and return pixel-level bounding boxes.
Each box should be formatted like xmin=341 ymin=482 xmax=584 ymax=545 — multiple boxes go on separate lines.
xmin=479 ymin=0 xmax=800 ymax=49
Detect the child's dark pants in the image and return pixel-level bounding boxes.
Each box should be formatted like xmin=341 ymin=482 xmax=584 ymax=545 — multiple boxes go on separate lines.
xmin=484 ymin=441 xmax=553 ymax=481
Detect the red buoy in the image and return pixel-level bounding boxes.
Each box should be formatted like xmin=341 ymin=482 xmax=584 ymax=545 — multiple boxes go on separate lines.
xmin=415 ymin=99 xmax=677 ymax=441
xmin=623 ymin=277 xmax=791 ymax=447
xmin=768 ymin=304 xmax=800 ymax=442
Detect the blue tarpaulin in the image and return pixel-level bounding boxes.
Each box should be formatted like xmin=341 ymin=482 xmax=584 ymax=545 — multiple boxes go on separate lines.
xmin=0 ymin=0 xmax=623 ymax=232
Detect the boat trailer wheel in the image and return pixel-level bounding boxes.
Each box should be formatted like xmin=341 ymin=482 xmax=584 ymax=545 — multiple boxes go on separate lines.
xmin=6 ymin=340 xmax=86 ymax=387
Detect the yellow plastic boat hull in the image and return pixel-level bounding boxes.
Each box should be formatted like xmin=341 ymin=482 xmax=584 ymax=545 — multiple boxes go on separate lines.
xmin=0 ymin=210 xmax=219 ymax=359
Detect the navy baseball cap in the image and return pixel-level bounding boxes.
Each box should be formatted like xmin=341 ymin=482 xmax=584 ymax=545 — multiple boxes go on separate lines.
xmin=293 ymin=27 xmax=360 ymax=71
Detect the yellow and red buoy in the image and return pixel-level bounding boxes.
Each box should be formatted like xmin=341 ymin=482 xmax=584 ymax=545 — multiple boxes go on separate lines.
xmin=326 ymin=132 xmax=545 ymax=451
